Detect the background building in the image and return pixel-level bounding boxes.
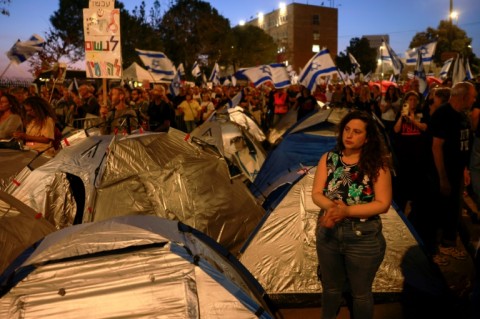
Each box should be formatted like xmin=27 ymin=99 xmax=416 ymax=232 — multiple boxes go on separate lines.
xmin=246 ymin=3 xmax=338 ymax=72
xmin=362 ymin=34 xmax=390 ymax=50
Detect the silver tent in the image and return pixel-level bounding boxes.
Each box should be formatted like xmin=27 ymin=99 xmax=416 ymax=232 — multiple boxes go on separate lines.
xmin=6 ymin=129 xmax=265 ymax=255
xmin=0 ymin=216 xmax=277 ymax=319
xmin=0 ymin=190 xmax=55 ymax=274
xmin=239 ymin=168 xmax=448 ymax=306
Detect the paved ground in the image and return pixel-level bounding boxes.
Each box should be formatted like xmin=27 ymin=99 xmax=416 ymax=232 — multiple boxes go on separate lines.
xmin=276 ymin=194 xmax=480 ymax=319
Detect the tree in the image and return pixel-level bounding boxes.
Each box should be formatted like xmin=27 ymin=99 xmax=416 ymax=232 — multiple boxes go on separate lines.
xmin=31 ymin=0 xmax=162 ymax=74
xmin=0 ymin=0 xmax=10 ymax=16
xmin=159 ymin=0 xmax=232 ymax=78
xmin=336 ymin=37 xmax=377 ymax=75
xmin=230 ymin=25 xmax=277 ymax=71
xmin=410 ymin=20 xmax=477 ymax=69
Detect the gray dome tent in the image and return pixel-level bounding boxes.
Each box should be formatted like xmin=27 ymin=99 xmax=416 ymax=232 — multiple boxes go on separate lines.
xmin=6 ymin=129 xmax=265 ymax=255
xmin=0 ymin=215 xmax=277 ymax=318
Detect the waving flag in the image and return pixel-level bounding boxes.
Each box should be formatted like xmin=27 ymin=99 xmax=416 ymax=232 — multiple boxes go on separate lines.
xmin=209 ymin=63 xmax=220 ymax=85
xmin=6 ymin=34 xmax=45 ymax=64
xmin=191 ymin=61 xmax=202 ymax=78
xmin=380 ymin=40 xmax=404 ymax=75
xmin=169 ymin=70 xmax=182 ymax=97
xmin=348 ymin=52 xmax=361 ymax=75
xmin=405 ymin=42 xmax=437 ymax=65
xmin=414 ymin=51 xmax=428 ymax=96
xmin=227 ymin=90 xmax=244 ymax=109
xmin=177 ymin=63 xmax=185 ymax=76
xmin=465 ymin=58 xmax=473 ymax=80
xmin=136 ymin=49 xmax=175 ymax=80
xmin=298 ymin=48 xmax=337 ymax=91
xmin=439 ymin=58 xmax=453 ymax=78
xmin=242 ymin=63 xmax=291 ymax=88
xmin=451 ymin=55 xmax=466 ymax=85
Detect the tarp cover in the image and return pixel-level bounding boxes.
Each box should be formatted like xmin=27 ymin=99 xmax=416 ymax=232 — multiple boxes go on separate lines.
xmin=0 ymin=216 xmax=276 ymax=319
xmin=0 ymin=190 xmax=55 ymax=274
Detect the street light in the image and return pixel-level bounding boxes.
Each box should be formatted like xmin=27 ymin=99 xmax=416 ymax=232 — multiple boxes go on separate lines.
xmin=450 ymin=11 xmax=459 ymax=24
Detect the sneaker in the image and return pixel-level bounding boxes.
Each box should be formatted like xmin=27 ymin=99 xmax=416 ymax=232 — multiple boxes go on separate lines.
xmin=433 ymin=254 xmax=449 ymax=266
xmin=439 ymin=246 xmax=468 ymax=260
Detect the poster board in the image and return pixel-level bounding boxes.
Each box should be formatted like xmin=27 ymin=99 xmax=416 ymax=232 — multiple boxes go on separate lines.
xmin=83 ymin=1 xmax=122 ymax=79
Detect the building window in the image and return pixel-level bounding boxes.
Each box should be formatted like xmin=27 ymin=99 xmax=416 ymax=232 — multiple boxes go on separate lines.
xmin=313 ymin=31 xmax=320 ymax=41
xmin=312 ymin=15 xmax=319 ymax=25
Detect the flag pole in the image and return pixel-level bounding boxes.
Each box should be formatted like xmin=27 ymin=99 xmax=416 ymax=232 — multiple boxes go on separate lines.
xmin=0 ymin=61 xmax=13 ymax=79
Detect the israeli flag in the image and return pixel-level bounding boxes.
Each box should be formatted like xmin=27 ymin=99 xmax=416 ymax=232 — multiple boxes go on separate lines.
xmin=381 ymin=40 xmax=404 ymax=75
xmin=298 ymin=48 xmax=337 ymax=91
xmin=465 ymin=58 xmax=473 ymax=80
xmin=191 ymin=61 xmax=202 ymax=78
xmin=177 ymin=63 xmax=185 ymax=76
xmin=209 ymin=63 xmax=220 ymax=85
xmin=414 ymin=51 xmax=428 ymax=96
xmin=169 ymin=70 xmax=182 ymax=97
xmin=439 ymin=58 xmax=453 ymax=78
xmin=227 ymin=90 xmax=244 ymax=109
xmin=135 ymin=48 xmax=175 ymax=80
xmin=6 ymin=34 xmax=45 ymax=64
xmin=348 ymin=52 xmax=361 ymax=74
xmin=405 ymin=42 xmax=437 ymax=65
xmin=242 ymin=63 xmax=291 ymax=88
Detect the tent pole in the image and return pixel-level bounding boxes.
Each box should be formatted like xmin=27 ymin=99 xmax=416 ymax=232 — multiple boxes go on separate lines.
xmin=0 ymin=61 xmax=13 ymax=79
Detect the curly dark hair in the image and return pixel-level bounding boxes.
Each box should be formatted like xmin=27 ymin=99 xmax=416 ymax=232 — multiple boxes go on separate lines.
xmin=2 ymin=93 xmax=23 ymax=116
xmin=23 ymin=96 xmax=57 ymax=126
xmin=336 ymin=110 xmax=391 ymax=182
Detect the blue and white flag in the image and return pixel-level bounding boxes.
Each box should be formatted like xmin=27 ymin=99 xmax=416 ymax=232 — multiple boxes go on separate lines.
xmin=6 ymin=34 xmax=45 ymax=64
xmin=169 ymin=70 xmax=182 ymax=97
xmin=465 ymin=58 xmax=473 ymax=81
xmin=177 ymin=63 xmax=185 ymax=76
xmin=348 ymin=52 xmax=361 ymax=75
xmin=136 ymin=48 xmax=175 ymax=80
xmin=452 ymin=55 xmax=466 ymax=85
xmin=298 ymin=48 xmax=337 ymax=91
xmin=414 ymin=51 xmax=428 ymax=96
xmin=242 ymin=63 xmax=291 ymax=88
xmin=380 ymin=40 xmax=404 ymax=75
xmin=439 ymin=58 xmax=453 ymax=78
xmin=191 ymin=61 xmax=202 ymax=78
xmin=209 ymin=62 xmax=220 ymax=85
xmin=227 ymin=90 xmax=244 ymax=109
xmin=405 ymin=42 xmax=437 ymax=65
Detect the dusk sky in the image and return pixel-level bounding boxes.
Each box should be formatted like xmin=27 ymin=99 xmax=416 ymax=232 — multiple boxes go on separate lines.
xmin=0 ymin=0 xmax=479 ymax=78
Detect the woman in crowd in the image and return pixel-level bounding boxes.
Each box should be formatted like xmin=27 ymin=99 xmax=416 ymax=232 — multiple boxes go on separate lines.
xmin=380 ymin=84 xmax=401 ymax=136
xmin=392 ymin=90 xmax=428 ymax=214
xmin=0 ymin=93 xmax=23 ymax=139
xmin=13 ymin=96 xmax=56 ymax=155
xmin=312 ymin=110 xmax=392 ymax=319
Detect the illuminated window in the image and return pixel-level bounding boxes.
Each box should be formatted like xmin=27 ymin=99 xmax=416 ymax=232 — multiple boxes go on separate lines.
xmin=312 ymin=45 xmax=320 ymax=53
xmin=313 ymin=31 xmax=320 ymax=41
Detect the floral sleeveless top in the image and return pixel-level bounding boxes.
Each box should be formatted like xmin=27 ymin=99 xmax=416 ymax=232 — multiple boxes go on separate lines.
xmin=324 ymin=151 xmax=374 ymax=206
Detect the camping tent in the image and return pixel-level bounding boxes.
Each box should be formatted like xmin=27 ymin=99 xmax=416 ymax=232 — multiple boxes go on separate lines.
xmin=0 ymin=190 xmax=55 ymax=274
xmin=191 ymin=109 xmax=267 ymax=182
xmin=6 ymin=129 xmax=265 ymax=255
xmin=0 ymin=215 xmax=277 ymax=319
xmin=122 ymin=62 xmax=155 ymax=83
xmin=240 ymin=167 xmax=449 ymax=307
xmin=250 ymin=108 xmax=347 ymax=201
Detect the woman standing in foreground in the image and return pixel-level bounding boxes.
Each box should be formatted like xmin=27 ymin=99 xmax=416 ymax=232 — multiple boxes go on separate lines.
xmin=312 ymin=111 xmax=392 ymax=319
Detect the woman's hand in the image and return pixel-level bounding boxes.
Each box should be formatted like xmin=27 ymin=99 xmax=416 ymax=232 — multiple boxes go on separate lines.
xmin=320 ymin=200 xmax=347 ymax=228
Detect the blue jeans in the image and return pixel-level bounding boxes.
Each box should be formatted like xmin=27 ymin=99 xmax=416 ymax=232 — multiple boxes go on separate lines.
xmin=316 ymin=218 xmax=386 ymax=319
